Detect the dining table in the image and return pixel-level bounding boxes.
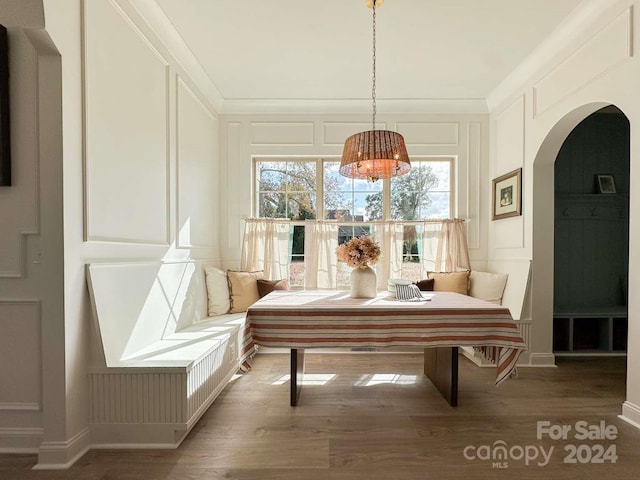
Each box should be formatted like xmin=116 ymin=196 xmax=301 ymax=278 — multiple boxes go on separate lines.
xmin=240 ymin=289 xmax=527 ymax=406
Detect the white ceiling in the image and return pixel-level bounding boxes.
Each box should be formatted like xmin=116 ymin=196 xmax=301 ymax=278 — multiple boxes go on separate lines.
xmin=153 ymin=0 xmax=582 ymax=105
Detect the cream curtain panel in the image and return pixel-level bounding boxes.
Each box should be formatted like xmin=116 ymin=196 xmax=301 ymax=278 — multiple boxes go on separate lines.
xmin=241 ymin=218 xmax=470 ymax=287
xmin=240 ymin=218 xmax=290 ymax=280
xmin=419 ymin=218 xmax=470 ymax=273
xmin=373 ymin=222 xmax=405 ymax=289
xmin=304 ymin=221 xmax=339 ymax=289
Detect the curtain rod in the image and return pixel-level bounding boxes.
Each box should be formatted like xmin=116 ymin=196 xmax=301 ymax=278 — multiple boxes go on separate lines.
xmin=242 ymin=217 xmax=467 ymax=225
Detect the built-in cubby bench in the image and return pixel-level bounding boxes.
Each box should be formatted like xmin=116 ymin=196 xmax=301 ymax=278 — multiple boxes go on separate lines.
xmin=86 ymin=261 xmax=245 ymax=447
xmin=553 ymin=306 xmax=628 ymax=355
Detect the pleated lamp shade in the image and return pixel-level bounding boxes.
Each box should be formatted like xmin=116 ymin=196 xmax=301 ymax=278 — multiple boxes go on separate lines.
xmin=339 ymin=129 xmax=411 ymax=182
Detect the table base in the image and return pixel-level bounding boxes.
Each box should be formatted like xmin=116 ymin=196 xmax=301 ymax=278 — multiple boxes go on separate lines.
xmin=288 ymin=347 xmax=459 ymax=407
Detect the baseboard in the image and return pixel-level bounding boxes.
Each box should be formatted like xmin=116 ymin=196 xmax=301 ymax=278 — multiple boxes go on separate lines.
xmin=620 ymin=401 xmax=640 ymax=431
xmin=33 ymin=427 xmax=90 ymax=470
xmin=521 ymin=353 xmax=556 ymax=367
xmin=90 ymin=422 xmax=184 ymax=449
xmin=0 ymin=427 xmax=43 ymax=453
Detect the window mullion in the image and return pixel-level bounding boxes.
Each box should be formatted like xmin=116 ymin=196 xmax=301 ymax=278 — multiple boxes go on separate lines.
xmin=318 ymin=158 xmax=324 ymax=219
xmin=382 ymin=177 xmax=391 ymax=220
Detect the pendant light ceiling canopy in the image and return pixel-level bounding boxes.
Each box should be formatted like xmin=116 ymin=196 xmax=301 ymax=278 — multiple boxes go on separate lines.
xmin=339 ymin=0 xmax=410 ymax=183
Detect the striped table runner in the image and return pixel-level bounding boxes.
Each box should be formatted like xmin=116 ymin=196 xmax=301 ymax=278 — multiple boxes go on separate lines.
xmin=241 ymin=290 xmax=527 ymax=385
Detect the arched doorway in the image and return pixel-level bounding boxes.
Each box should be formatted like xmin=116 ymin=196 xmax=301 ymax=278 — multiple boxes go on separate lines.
xmin=530 ymin=101 xmax=630 ymax=393
xmin=552 ymin=106 xmax=629 ymax=355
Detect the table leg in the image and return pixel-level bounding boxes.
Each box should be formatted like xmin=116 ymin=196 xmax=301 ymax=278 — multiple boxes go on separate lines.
xmin=290 ymin=348 xmax=305 ymax=406
xmin=424 ymin=346 xmax=458 ymax=407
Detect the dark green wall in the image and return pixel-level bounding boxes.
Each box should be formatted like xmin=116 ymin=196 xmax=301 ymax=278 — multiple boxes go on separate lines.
xmin=554 ymin=109 xmax=629 ymax=310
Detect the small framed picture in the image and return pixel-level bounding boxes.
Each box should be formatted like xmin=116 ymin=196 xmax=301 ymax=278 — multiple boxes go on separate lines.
xmin=492 ymin=168 xmax=522 ymax=220
xmin=595 ymin=174 xmax=616 ymax=194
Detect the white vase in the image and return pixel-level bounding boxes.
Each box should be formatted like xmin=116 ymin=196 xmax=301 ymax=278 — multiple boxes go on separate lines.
xmin=350 ymin=265 xmax=377 ymax=298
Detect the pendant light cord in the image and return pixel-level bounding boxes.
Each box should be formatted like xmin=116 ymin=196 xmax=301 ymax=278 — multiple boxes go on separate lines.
xmin=371 ymin=0 xmax=377 ymax=131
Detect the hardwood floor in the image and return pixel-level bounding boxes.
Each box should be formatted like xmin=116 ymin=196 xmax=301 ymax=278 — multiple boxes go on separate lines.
xmin=1 ymin=353 xmax=639 ymax=479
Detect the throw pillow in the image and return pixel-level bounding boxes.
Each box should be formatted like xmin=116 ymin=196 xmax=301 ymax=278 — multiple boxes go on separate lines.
xmin=257 ymin=278 xmax=288 ymax=298
xmin=227 ymin=270 xmax=264 ymax=313
xmin=427 ymin=271 xmax=470 ymax=295
xmin=469 ymin=270 xmax=508 ymax=305
xmin=204 ymin=266 xmax=230 ymax=316
xmin=414 ymin=278 xmax=435 ymax=291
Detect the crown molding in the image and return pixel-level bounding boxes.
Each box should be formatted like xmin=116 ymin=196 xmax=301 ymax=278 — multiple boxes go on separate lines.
xmin=219 ymin=98 xmax=488 ymax=115
xmin=122 ymin=0 xmax=224 ymax=112
xmin=487 ymin=0 xmax=623 ymax=111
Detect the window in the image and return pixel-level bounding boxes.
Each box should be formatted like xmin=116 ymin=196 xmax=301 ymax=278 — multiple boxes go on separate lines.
xmin=255 ymin=158 xmax=454 ymax=285
xmin=257 ymin=161 xmax=317 ymax=220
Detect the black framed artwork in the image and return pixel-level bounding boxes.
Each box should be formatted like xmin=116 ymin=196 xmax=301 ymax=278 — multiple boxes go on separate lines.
xmin=595 ymin=174 xmax=616 ymax=194
xmin=0 ymin=24 xmax=10 ymax=187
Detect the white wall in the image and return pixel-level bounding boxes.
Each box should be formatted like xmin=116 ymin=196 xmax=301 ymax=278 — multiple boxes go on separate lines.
xmin=488 ymin=0 xmax=640 ymax=426
xmin=0 ymin=0 xmax=62 ymax=455
xmin=0 ymin=0 xmax=221 ymax=468
xmin=219 ymin=113 xmax=490 ymax=269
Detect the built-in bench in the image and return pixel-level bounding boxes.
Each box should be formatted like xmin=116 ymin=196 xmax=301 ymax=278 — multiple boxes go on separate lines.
xmin=86 ymin=261 xmax=245 ymax=447
xmin=553 ymin=305 xmax=628 ymax=355
xmin=461 ymin=261 xmax=531 ymax=366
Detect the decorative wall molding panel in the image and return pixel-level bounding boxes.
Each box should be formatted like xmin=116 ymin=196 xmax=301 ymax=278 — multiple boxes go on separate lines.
xmin=495 ymin=95 xmax=525 ymax=173
xmin=0 ymin=301 xmax=41 ymax=409
xmin=84 ymin=0 xmax=170 ymax=245
xmin=0 ymin=427 xmax=43 ymax=453
xmin=396 ymin=122 xmax=459 ymax=146
xmin=323 ymin=122 xmax=386 ymax=146
xmin=176 ymin=76 xmax=218 ymax=251
xmin=492 ymin=96 xmax=525 ymax=251
xmin=533 ymin=8 xmax=632 ymax=117
xmin=250 ymin=122 xmax=314 ymax=146
xmin=466 ymin=122 xmax=482 ymax=250
xmin=225 ymin=122 xmax=243 ymax=251
xmin=0 ymin=33 xmax=41 ymax=278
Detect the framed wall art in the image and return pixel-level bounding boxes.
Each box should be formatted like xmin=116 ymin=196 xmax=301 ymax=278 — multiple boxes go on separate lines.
xmin=0 ymin=24 xmax=10 ymax=187
xmin=595 ymin=174 xmax=616 ymax=194
xmin=492 ymin=168 xmax=522 ymax=220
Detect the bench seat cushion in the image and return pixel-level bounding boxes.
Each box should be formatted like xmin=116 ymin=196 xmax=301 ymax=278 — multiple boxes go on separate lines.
xmin=121 ymin=313 xmax=247 ymax=368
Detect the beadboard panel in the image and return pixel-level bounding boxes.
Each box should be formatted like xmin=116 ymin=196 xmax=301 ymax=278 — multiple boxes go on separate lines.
xmin=186 ymin=334 xmax=237 ymax=420
xmin=396 ymin=122 xmax=459 ymax=146
xmin=88 ymin=336 xmax=238 ymax=444
xmin=90 ymin=372 xmax=186 ymax=424
xmin=84 ymin=0 xmax=170 ymax=245
xmin=533 ymin=8 xmax=632 ymax=117
xmin=176 ymin=76 xmax=218 ymax=251
xmin=0 ymin=301 xmax=41 ymax=408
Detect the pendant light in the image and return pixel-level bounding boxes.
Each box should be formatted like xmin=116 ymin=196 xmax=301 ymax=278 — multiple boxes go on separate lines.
xmin=339 ymin=0 xmax=410 ymax=183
